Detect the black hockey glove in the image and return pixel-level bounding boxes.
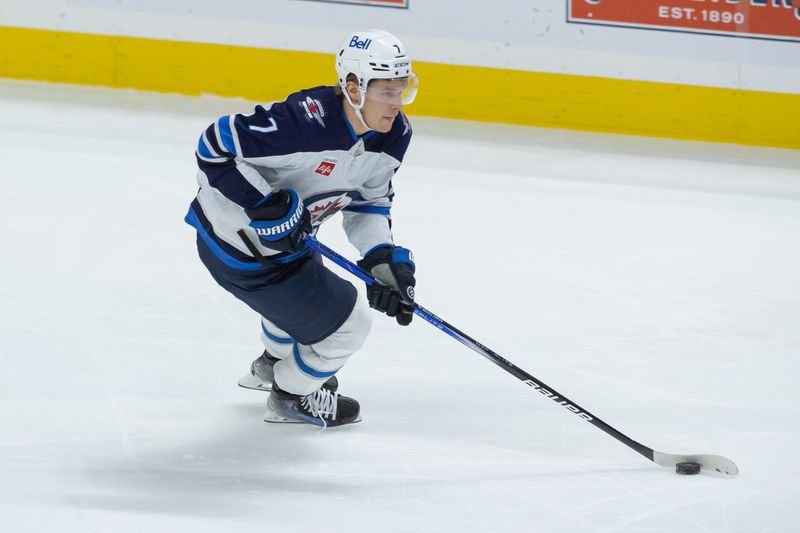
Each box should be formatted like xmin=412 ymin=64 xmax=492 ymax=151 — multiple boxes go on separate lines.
xmin=245 ymin=189 xmax=312 ymax=253
xmin=357 ymin=244 xmax=416 ymax=326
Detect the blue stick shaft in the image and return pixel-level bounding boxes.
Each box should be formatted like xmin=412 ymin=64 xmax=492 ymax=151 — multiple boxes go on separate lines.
xmin=304 ymin=234 xmax=657 ymax=464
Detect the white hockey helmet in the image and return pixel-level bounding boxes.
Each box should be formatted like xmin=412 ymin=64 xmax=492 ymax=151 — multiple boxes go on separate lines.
xmin=336 ymin=29 xmax=418 ymax=110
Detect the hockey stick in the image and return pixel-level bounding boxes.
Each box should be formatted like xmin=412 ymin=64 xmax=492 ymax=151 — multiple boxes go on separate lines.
xmin=303 ymin=235 xmax=739 ymax=477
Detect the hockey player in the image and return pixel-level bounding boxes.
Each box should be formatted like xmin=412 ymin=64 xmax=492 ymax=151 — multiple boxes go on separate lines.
xmin=184 ymin=29 xmax=418 ymax=427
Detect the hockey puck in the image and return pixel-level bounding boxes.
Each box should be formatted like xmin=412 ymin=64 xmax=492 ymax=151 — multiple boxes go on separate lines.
xmin=675 ymin=462 xmax=701 ymax=475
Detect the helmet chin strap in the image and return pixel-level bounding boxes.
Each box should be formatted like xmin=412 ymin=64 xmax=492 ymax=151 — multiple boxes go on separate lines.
xmin=344 ymin=90 xmax=373 ymax=132
xmin=353 ymin=107 xmax=372 ymax=132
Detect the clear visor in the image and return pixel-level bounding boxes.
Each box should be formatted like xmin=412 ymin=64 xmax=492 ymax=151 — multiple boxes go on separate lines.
xmin=364 ymin=73 xmax=418 ymax=106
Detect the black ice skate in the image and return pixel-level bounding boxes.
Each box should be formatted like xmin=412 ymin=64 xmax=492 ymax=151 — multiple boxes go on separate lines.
xmin=264 ymin=384 xmax=361 ymax=427
xmin=238 ymin=351 xmax=339 ymax=392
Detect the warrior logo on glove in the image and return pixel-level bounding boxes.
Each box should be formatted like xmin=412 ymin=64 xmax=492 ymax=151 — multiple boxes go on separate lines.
xmin=245 ymin=189 xmax=312 ymax=253
xmin=254 ymin=203 xmax=305 ymax=237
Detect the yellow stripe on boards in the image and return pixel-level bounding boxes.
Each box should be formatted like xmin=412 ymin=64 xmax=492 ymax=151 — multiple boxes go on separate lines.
xmin=1 ymin=25 xmax=798 ymax=149
xmin=412 ymin=63 xmax=800 ymax=150
xmin=0 ymin=26 xmax=331 ymax=102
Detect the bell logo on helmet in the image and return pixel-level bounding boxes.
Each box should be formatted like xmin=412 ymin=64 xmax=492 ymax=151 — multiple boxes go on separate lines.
xmin=337 ymin=29 xmax=418 ymax=111
xmin=348 ymin=36 xmax=372 ymax=50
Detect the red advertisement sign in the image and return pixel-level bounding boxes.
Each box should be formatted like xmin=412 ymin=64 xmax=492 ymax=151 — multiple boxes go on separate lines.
xmin=568 ymin=0 xmax=800 ymax=42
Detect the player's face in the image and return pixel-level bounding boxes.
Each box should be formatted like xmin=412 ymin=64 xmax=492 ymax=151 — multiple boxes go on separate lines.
xmin=362 ymin=78 xmax=409 ymax=133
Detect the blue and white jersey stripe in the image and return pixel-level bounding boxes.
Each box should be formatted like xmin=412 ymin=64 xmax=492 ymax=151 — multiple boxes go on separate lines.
xmin=197 ymin=131 xmax=226 ymax=163
xmin=215 ymin=115 xmax=238 ymax=156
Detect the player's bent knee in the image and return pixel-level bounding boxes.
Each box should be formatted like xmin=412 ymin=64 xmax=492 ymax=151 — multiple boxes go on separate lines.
xmin=313 ymin=295 xmax=372 ymax=358
xmin=345 ymin=295 xmax=372 ymax=350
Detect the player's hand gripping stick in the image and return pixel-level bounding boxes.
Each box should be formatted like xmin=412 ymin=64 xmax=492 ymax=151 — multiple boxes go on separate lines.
xmin=357 ymin=245 xmax=416 ymax=326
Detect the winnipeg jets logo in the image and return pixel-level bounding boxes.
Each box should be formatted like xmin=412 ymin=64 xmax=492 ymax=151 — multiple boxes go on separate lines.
xmin=301 ymin=97 xmax=326 ymax=127
xmin=307 ymin=196 xmax=352 ymax=225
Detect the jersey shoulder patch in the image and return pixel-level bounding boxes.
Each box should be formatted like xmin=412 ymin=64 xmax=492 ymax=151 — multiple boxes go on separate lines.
xmin=286 ymin=86 xmax=340 ymax=130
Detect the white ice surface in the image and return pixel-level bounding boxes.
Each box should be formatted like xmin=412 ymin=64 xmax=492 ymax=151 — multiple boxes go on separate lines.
xmin=1 ymin=80 xmax=799 ymax=532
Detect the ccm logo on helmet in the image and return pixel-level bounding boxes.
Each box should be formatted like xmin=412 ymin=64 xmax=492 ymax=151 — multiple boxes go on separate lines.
xmin=349 ymin=36 xmax=372 ymax=50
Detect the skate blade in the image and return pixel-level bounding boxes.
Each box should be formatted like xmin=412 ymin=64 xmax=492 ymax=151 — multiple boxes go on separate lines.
xmin=237 ymin=373 xmax=272 ymax=392
xmin=263 ymin=407 xmax=303 ymax=424
xmin=262 ymin=407 xmax=364 ymax=426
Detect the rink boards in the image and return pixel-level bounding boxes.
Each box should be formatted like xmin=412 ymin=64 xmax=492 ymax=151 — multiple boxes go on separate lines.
xmin=0 ymin=25 xmax=798 ymax=149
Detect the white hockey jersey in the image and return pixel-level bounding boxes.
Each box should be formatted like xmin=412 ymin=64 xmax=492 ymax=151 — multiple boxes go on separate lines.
xmin=185 ymin=85 xmax=412 ymax=270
